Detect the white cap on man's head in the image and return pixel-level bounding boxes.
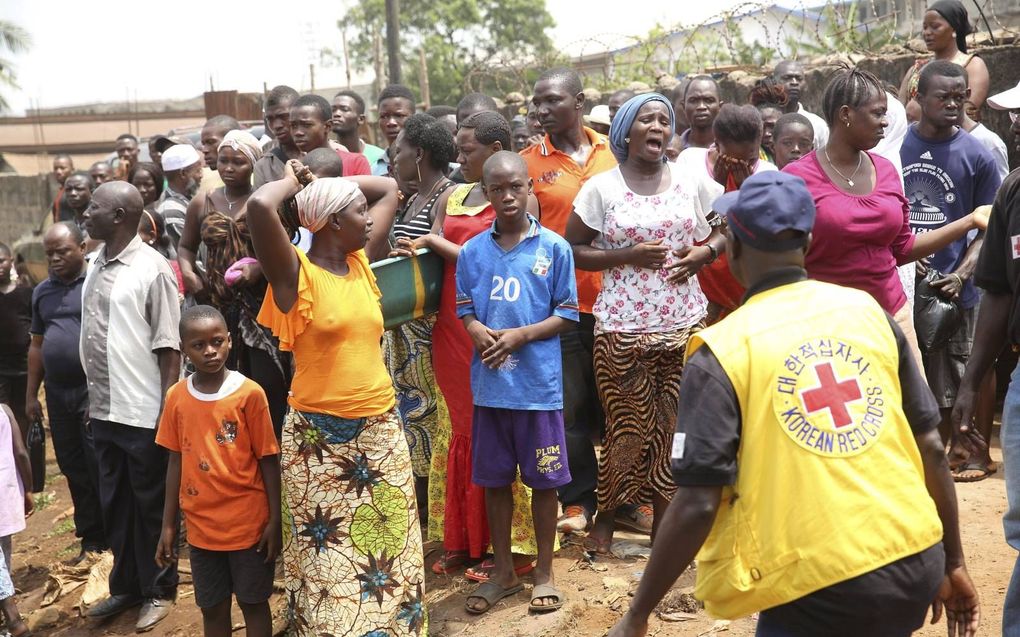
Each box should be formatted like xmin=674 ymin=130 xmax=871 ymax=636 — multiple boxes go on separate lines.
xmin=988 ymin=81 xmax=1020 ymax=110
xmin=160 ymin=144 xmax=200 ymax=171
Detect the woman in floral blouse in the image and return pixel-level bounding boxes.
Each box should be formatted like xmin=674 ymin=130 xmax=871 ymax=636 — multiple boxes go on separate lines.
xmin=565 ymin=93 xmax=725 ymax=553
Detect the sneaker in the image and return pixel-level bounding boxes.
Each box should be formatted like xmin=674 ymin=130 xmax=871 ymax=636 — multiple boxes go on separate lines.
xmin=615 ymin=504 xmax=653 ymax=535
xmin=557 ymin=505 xmax=592 ymax=534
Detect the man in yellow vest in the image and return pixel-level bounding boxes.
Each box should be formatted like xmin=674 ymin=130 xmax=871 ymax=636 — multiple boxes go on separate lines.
xmin=607 ymin=172 xmax=980 ymax=637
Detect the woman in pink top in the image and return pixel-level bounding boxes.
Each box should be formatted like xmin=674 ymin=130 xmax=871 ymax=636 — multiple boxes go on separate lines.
xmin=783 ymin=67 xmax=980 ymax=363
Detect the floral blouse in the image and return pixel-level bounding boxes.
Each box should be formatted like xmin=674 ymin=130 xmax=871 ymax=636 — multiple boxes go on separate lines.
xmin=573 ymin=162 xmax=710 ymax=334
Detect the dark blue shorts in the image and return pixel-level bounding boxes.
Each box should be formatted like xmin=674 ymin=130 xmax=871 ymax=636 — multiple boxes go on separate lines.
xmin=471 ymin=406 xmax=571 ymax=490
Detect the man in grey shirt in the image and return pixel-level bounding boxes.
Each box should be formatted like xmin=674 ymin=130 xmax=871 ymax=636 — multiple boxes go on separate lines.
xmin=80 ymin=182 xmax=181 ymax=632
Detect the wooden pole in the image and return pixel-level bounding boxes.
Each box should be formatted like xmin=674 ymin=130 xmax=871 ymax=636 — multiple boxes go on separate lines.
xmin=418 ymin=48 xmax=430 ymax=110
xmin=342 ymin=28 xmax=352 ymax=89
xmin=385 ymin=0 xmax=401 ymax=84
xmin=309 ymin=63 xmax=316 ymax=92
xmin=373 ymin=31 xmax=384 ymax=93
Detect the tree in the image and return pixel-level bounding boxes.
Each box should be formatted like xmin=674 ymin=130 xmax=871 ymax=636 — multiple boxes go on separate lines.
xmin=787 ymin=0 xmax=897 ymax=58
xmin=329 ymin=0 xmax=558 ymax=106
xmin=0 ymin=20 xmax=31 ymax=113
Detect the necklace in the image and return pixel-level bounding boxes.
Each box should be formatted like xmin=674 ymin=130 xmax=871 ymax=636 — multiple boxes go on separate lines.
xmin=406 ymin=176 xmax=449 ymax=220
xmin=823 ymin=147 xmax=864 ymax=187
xmin=223 ymin=191 xmax=248 ymax=211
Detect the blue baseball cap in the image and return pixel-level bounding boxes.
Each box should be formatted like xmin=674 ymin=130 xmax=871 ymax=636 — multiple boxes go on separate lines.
xmin=711 ymin=172 xmax=816 ymax=252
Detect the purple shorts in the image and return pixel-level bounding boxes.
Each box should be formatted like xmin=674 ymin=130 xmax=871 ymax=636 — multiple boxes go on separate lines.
xmin=471 ymin=406 xmax=571 ymax=490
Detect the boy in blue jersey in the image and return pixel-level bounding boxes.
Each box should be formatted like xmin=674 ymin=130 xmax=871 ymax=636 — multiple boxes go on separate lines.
xmin=456 ymin=151 xmax=579 ymax=615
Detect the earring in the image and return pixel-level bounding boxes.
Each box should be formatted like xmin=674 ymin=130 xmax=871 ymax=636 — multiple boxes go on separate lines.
xmin=625 ymin=137 xmax=631 ymax=143
xmin=845 ymin=120 xmax=851 ymax=128
xmin=416 ymin=158 xmax=422 ymax=183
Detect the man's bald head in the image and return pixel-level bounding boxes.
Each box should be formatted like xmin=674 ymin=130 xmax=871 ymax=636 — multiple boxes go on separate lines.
xmin=481 ymin=150 xmax=529 ymax=184
xmin=84 ymin=181 xmax=144 ymax=242
xmin=45 ymin=219 xmax=85 ymax=244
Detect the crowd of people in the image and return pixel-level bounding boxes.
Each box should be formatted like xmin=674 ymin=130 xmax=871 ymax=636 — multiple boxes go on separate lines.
xmin=3 ymin=1 xmax=1020 ymax=635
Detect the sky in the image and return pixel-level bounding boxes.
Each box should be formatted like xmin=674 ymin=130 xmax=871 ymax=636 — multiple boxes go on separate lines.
xmin=2 ymin=0 xmax=802 ymax=115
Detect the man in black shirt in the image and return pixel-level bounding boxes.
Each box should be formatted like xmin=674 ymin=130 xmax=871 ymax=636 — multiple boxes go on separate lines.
xmin=0 ymin=241 xmax=33 ymax=445
xmin=954 ymin=163 xmax=1020 ymax=635
xmin=25 ymin=222 xmax=106 ymax=562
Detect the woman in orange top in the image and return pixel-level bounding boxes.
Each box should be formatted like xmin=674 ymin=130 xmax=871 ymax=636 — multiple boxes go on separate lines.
xmin=248 ymin=164 xmax=425 ymax=636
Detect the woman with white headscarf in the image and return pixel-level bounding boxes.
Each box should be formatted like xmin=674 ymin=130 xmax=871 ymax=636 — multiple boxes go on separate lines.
xmin=872 ymin=92 xmax=917 ymax=308
xmin=178 ymin=130 xmax=294 ymax=438
xmin=248 ymin=163 xmax=424 ymax=636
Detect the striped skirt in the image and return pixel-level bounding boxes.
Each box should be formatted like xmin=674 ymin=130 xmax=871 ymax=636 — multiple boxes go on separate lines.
xmin=593 ymin=325 xmax=702 ymax=512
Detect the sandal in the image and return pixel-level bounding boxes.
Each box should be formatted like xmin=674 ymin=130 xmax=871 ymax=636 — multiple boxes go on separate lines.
xmin=953 ymin=461 xmax=997 ymax=483
xmin=529 ymin=583 xmax=565 ymax=613
xmin=464 ymin=581 xmax=524 ymax=615
xmin=465 ymin=558 xmax=535 ymax=582
xmin=431 ymin=550 xmax=470 ymax=575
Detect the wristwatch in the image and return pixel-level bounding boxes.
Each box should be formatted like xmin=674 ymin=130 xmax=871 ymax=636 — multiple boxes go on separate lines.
xmin=706 ymin=243 xmax=719 ymax=264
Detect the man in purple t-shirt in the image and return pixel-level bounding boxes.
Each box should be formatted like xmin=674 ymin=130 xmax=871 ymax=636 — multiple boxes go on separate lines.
xmin=901 ymin=60 xmax=1001 ymax=474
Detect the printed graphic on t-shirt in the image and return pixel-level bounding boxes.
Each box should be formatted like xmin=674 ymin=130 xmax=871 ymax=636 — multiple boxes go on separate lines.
xmin=772 ymin=337 xmax=886 ymax=458
xmin=1012 ymin=234 xmax=1020 ymax=260
xmin=903 ymin=160 xmax=957 ymax=232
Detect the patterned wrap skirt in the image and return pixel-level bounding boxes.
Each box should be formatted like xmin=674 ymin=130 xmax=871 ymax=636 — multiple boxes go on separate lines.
xmin=383 ymin=315 xmax=441 ymax=479
xmin=593 ymin=325 xmax=702 ymax=512
xmin=281 ymin=407 xmax=426 ymax=636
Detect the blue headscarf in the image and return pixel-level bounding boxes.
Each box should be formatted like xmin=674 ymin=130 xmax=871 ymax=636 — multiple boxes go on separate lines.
xmin=608 ymin=92 xmax=676 ymax=164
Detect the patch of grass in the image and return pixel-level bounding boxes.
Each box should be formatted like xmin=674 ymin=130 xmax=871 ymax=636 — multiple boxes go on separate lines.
xmin=44 ymin=472 xmax=63 ymax=487
xmin=57 ymin=543 xmax=78 ymax=558
xmin=45 ymin=518 xmax=75 ymax=539
xmin=33 ymin=491 xmax=54 ymax=512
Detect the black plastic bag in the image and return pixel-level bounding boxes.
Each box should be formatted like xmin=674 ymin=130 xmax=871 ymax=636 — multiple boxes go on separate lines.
xmin=914 ymin=269 xmax=962 ymax=353
xmin=27 ymin=417 xmax=45 ymax=493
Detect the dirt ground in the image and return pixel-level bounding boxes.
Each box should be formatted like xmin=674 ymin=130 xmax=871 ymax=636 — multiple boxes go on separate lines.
xmin=4 ymin=440 xmax=1012 ymax=637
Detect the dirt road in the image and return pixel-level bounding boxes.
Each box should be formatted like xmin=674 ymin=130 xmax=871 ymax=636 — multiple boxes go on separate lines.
xmin=6 ymin=445 xmax=1012 ymax=636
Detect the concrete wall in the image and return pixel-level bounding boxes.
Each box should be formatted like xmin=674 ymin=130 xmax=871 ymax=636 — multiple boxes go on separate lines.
xmin=714 ymin=44 xmax=1020 ymax=168
xmin=0 ymin=174 xmax=55 ymax=246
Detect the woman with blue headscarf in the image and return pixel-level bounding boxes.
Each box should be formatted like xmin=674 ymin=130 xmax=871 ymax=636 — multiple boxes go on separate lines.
xmin=565 ymin=93 xmax=725 ymax=553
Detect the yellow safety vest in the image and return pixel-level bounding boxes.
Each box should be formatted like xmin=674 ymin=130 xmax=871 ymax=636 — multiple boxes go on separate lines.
xmin=687 ymin=279 xmax=943 ymax=619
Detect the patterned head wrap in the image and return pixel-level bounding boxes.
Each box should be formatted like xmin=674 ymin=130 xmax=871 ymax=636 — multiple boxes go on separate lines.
xmin=295 ymin=177 xmax=363 ymax=233
xmin=217 ymin=129 xmax=263 ymax=166
xmin=609 ymin=92 xmax=675 ymax=164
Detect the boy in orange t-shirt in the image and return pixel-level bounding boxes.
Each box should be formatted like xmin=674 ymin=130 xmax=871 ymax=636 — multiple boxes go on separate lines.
xmin=155 ymin=305 xmax=281 ymax=637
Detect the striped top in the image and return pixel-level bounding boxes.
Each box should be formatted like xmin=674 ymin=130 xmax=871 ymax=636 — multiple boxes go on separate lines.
xmin=392 ymin=180 xmax=455 ymax=241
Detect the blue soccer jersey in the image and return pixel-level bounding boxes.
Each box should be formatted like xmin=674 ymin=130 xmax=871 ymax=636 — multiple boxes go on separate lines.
xmin=455 ymin=216 xmax=579 ymax=410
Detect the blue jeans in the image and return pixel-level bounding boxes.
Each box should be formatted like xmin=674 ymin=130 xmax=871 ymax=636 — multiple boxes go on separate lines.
xmin=1003 ymin=363 xmax=1020 ymax=636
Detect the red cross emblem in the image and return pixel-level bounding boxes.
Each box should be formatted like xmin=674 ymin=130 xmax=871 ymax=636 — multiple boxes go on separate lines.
xmin=800 ymin=362 xmax=862 ymax=428
xmin=1012 ymin=234 xmax=1020 ymax=259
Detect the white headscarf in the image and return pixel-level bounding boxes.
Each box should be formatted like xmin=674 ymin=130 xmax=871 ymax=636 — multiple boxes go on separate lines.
xmin=217 ymin=129 xmax=263 ymax=166
xmin=295 ymin=177 xmax=363 ymax=233
xmin=873 ymin=91 xmax=908 ymax=188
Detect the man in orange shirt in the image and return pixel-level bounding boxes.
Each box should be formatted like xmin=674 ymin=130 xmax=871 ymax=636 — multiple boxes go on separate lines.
xmin=521 ymin=68 xmax=620 ymax=535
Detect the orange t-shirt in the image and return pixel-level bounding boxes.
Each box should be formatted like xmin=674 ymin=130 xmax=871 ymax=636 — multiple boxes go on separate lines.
xmin=155 ymin=371 xmax=280 ymax=551
xmin=258 ymin=246 xmax=395 ymax=418
xmin=521 ymin=126 xmax=618 ymax=313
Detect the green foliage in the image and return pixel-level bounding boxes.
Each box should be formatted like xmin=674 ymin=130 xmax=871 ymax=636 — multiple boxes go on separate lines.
xmin=787 ymin=0 xmax=897 ymax=58
xmin=329 ymin=0 xmax=558 ymax=105
xmin=0 ymin=19 xmax=31 ymax=112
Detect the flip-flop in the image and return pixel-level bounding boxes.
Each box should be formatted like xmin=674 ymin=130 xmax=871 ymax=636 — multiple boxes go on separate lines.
xmin=464 ymin=581 xmax=524 ymax=615
xmin=953 ymin=461 xmax=997 ymax=483
xmin=529 ymin=583 xmax=565 ymax=613
xmin=431 ymin=550 xmax=471 ymax=575
xmin=464 ymin=558 xmax=535 ymax=582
